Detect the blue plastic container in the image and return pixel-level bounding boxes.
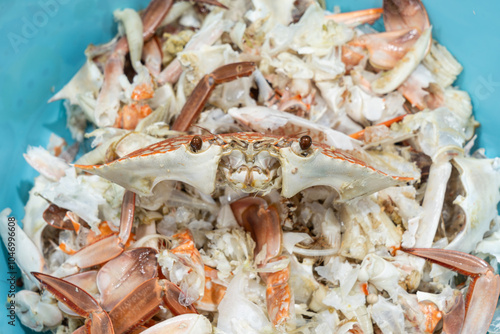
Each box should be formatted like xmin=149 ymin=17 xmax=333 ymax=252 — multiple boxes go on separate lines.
xmin=1 ymin=1 xmax=499 ymax=333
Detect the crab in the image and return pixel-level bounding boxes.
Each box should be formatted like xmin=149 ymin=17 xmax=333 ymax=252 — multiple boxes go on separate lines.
xmin=19 ymin=0 xmax=500 ymax=333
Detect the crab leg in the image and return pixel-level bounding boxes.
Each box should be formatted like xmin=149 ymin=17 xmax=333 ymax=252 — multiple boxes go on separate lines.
xmin=109 ymin=278 xmax=198 ymax=333
xmin=195 ymin=266 xmax=227 ymax=312
xmin=171 ymin=62 xmax=256 ymax=131
xmin=230 ymin=197 xmax=294 ymax=328
xmin=161 ymin=229 xmax=206 ymax=305
xmin=42 ymin=204 xmax=75 ymax=230
xmin=349 ymin=114 xmax=407 ymax=140
xmin=97 ymin=248 xmax=158 ymax=311
xmin=57 ymin=271 xmax=99 ymax=317
xmin=32 ymin=272 xmax=114 ymax=334
xmin=33 ymin=271 xmax=196 ymax=334
xmin=142 ymin=37 xmax=163 ymax=77
xmin=325 ymin=8 xmax=383 ymax=26
xmin=403 ymin=248 xmax=500 ymax=334
xmin=62 ymin=191 xmax=135 ymax=271
xmin=261 ymin=256 xmax=294 ymax=329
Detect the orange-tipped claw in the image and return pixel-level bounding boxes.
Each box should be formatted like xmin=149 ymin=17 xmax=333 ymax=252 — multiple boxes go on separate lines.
xmin=383 ymin=0 xmax=431 ymax=54
xmin=230 ymin=197 xmax=282 ymax=266
xmin=403 ymin=248 xmax=500 ymax=334
xmin=383 ymin=0 xmax=429 ymax=33
xmin=171 ymin=62 xmax=256 ymax=132
xmin=32 ymin=272 xmax=114 ymax=334
xmin=349 ymin=28 xmax=420 ymax=70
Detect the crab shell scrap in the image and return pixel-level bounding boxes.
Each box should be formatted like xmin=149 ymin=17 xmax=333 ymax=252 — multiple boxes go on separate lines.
xmin=75 ymin=132 xmax=413 ymax=201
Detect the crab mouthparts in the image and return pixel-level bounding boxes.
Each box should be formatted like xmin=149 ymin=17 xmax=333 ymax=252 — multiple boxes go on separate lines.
xmin=219 ymin=150 xmax=282 ymax=193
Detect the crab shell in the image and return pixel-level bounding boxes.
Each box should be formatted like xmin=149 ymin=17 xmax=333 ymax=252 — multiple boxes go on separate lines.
xmin=75 ymin=132 xmax=412 ymax=201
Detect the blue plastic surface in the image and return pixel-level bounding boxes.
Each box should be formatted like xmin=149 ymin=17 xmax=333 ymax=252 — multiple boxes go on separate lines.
xmin=0 ymin=1 xmax=498 ymax=333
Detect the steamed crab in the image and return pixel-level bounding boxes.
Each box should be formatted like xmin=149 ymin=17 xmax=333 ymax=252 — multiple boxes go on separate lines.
xmin=4 ymin=0 xmax=500 ymax=333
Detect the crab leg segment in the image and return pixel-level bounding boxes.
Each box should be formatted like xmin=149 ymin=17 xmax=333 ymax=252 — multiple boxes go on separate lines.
xmin=349 ymin=114 xmax=407 ymax=140
xmin=32 ymin=272 xmax=114 ymax=334
xmin=43 ymin=204 xmax=76 ymax=230
xmin=171 ymin=62 xmax=256 ymax=131
xmin=97 ymin=247 xmax=158 ymax=311
xmin=371 ymin=26 xmax=431 ymax=95
xmin=195 ymin=266 xmax=227 ymax=312
xmin=403 ymin=248 xmax=500 ymax=334
xmin=65 ymin=191 xmax=135 ymax=269
xmin=142 ymin=37 xmax=162 ymax=77
xmin=325 ymin=8 xmax=383 ymax=26
xmin=261 ymin=257 xmax=293 ymax=328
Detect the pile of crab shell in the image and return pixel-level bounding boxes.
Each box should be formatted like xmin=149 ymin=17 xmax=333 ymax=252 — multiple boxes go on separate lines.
xmin=2 ymin=0 xmax=500 ymax=333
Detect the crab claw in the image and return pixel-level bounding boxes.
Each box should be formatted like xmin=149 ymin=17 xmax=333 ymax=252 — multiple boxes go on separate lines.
xmin=403 ymin=248 xmax=500 ymax=334
xmin=230 ymin=197 xmax=282 ymax=266
xmin=349 ymin=28 xmax=420 ymax=70
xmin=32 ymin=272 xmax=114 ymax=334
xmin=34 ymin=271 xmax=197 ymax=334
xmin=383 ymin=0 xmax=430 ymax=33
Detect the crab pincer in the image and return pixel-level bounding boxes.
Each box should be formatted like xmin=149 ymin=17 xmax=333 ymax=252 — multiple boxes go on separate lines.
xmin=171 ymin=62 xmax=257 ymax=131
xmin=383 ymin=0 xmax=430 ymax=33
xmin=403 ymin=248 xmax=500 ymax=334
xmin=32 ymin=245 xmax=198 ymax=334
xmin=32 ymin=272 xmax=114 ymax=334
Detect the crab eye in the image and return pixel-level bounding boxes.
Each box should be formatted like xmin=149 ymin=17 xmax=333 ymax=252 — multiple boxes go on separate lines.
xmin=190 ymin=135 xmax=203 ymax=152
xmin=299 ymin=135 xmax=312 ymax=151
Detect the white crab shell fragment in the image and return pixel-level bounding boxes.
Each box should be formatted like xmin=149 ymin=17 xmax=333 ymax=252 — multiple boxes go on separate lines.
xmin=446 ymin=157 xmax=500 ymax=253
xmin=0 ymin=209 xmax=45 ymax=290
xmin=140 ymin=314 xmax=212 ymax=334
xmin=75 ymin=132 xmax=412 ymax=201
xmin=14 ymin=290 xmax=63 ymax=332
